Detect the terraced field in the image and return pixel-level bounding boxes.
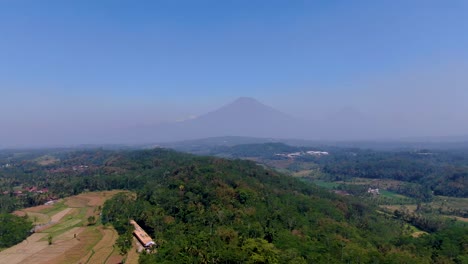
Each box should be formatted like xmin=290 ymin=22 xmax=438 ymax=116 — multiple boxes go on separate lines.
xmin=0 ymin=191 xmax=127 ymax=264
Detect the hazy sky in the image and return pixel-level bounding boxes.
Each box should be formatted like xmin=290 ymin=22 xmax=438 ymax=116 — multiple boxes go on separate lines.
xmin=1 ymin=1 xmax=468 ymax=147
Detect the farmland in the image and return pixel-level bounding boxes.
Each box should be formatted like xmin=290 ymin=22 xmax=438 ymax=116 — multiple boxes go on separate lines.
xmin=0 ymin=190 xmax=131 ymax=264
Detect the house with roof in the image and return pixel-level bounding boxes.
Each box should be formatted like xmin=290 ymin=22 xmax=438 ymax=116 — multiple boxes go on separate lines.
xmin=130 ymin=220 xmax=156 ymax=248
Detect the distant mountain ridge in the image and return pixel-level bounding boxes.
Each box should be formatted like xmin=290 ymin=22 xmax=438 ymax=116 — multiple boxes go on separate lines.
xmin=128 ymin=97 xmax=304 ymax=143
xmin=117 ymin=97 xmax=468 ymax=146
xmin=185 ymin=97 xmax=299 ymax=134
xmin=161 ymin=136 xmax=468 ymax=152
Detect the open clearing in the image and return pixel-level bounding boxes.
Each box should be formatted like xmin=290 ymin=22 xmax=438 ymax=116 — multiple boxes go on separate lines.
xmin=0 ymin=190 xmax=127 ymax=264
xmin=34 ymin=155 xmax=60 ymax=166
xmin=382 ymin=195 xmax=468 ymax=218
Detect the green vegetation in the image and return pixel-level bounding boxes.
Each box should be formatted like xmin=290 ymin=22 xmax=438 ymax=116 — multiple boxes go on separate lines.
xmin=316 ymin=149 xmax=468 ymax=199
xmin=312 ymin=180 xmax=340 ymax=189
xmin=201 ymin=143 xmax=468 ymax=199
xmin=0 ymin=146 xmax=467 ymax=262
xmin=0 ymin=214 xmax=32 ymax=248
xmin=41 ymin=207 xmax=86 ymax=239
xmin=42 ymin=201 xmax=68 ymax=216
xmin=97 ymin=149 xmax=467 ymax=263
xmin=88 ymin=215 xmax=96 ymax=225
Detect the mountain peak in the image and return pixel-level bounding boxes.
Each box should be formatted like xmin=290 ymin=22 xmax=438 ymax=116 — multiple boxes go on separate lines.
xmin=217 ymin=97 xmax=285 ymax=116
xmin=230 ymin=97 xmax=263 ymax=106
xmin=128 ymin=96 xmax=303 ymax=142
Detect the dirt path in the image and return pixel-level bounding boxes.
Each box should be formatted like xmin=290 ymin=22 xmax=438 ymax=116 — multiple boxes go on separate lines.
xmin=31 ymin=208 xmax=75 ymax=232
xmin=50 ymin=208 xmax=73 ymax=222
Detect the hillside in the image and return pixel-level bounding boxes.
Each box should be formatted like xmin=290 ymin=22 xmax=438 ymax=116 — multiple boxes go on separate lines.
xmin=169 ymin=142 xmax=468 ymax=199
xmin=97 ymin=149 xmax=466 ymax=263
xmin=1 ymin=148 xmax=467 ymax=263
xmin=0 ymin=191 xmax=127 ymax=264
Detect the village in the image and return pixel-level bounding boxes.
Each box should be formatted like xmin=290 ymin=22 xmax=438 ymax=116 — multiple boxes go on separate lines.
xmin=0 ymin=163 xmax=13 ymax=168
xmin=275 ymin=150 xmax=329 ymax=159
xmin=2 ymin=186 xmax=50 ymax=196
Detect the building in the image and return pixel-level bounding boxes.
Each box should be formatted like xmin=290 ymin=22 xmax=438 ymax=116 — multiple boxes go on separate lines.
xmin=306 ymin=151 xmax=329 ymax=156
xmin=130 ymin=220 xmax=156 ymax=248
xmin=367 ymin=188 xmax=380 ymax=195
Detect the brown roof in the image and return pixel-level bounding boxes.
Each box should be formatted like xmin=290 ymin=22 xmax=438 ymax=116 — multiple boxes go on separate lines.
xmin=130 ymin=220 xmax=155 ymax=247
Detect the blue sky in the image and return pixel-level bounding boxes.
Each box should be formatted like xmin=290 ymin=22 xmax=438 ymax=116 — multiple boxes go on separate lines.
xmin=1 ymin=0 xmax=468 ymax=146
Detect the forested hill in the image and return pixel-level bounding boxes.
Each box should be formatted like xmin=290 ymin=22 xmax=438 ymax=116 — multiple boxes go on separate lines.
xmin=96 ymin=149 xmax=467 ymax=263
xmin=0 ymin=148 xmax=466 ymax=262
xmin=177 ymin=142 xmax=468 ymax=198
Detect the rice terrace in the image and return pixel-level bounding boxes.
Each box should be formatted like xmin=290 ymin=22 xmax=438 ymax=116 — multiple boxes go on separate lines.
xmin=0 ymin=190 xmax=139 ymax=264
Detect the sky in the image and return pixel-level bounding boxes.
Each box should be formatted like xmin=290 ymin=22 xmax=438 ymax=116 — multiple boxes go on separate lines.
xmin=1 ymin=0 xmax=468 ymax=147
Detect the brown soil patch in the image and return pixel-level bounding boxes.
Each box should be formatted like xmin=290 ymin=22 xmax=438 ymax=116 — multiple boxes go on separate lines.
xmin=0 ymin=233 xmax=49 ymax=264
xmin=0 ymin=227 xmax=86 ymax=264
xmin=37 ymin=158 xmax=59 ymax=166
xmin=446 ymin=216 xmax=468 ymax=222
xmin=47 ymin=227 xmax=101 ymax=264
xmin=82 ymin=193 xmax=106 ymax=207
xmin=22 ymin=204 xmax=55 ymax=213
xmin=411 ymin=231 xmax=427 ymax=238
xmin=85 ymin=207 xmax=96 ymax=219
xmin=14 ymin=211 xmax=51 ymax=225
xmin=35 ymin=155 xmax=59 ymax=166
xmin=65 ymin=196 xmax=89 ymax=208
xmin=106 ymin=255 xmax=125 ymax=264
xmin=65 ymin=190 xmax=125 ymax=208
xmin=12 ymin=211 xmax=26 ymax=217
xmin=85 ymin=227 xmax=118 ymax=264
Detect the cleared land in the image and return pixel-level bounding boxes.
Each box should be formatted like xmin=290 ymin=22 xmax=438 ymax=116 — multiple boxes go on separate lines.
xmin=34 ymin=155 xmax=60 ymax=166
xmin=0 ymin=190 xmax=126 ymax=264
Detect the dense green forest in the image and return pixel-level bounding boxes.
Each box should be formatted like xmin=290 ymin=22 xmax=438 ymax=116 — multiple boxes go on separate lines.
xmin=199 ymin=143 xmax=468 ymax=198
xmin=95 ymin=149 xmax=467 ymax=263
xmin=0 ymin=147 xmax=467 ymax=263
xmin=0 ymin=214 xmax=32 ymax=248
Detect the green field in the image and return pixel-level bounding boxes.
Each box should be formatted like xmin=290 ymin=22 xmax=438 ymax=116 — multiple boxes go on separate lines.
xmin=311 ymin=180 xmax=340 ymax=189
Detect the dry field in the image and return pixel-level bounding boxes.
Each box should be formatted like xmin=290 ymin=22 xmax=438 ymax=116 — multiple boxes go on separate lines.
xmin=13 ymin=211 xmax=51 ymax=225
xmin=35 ymin=155 xmax=60 ymax=166
xmin=0 ymin=190 xmax=127 ymax=264
xmin=452 ymin=216 xmax=468 ymax=222
xmin=19 ymin=203 xmax=57 ymax=213
xmin=83 ymin=227 xmax=119 ymax=264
